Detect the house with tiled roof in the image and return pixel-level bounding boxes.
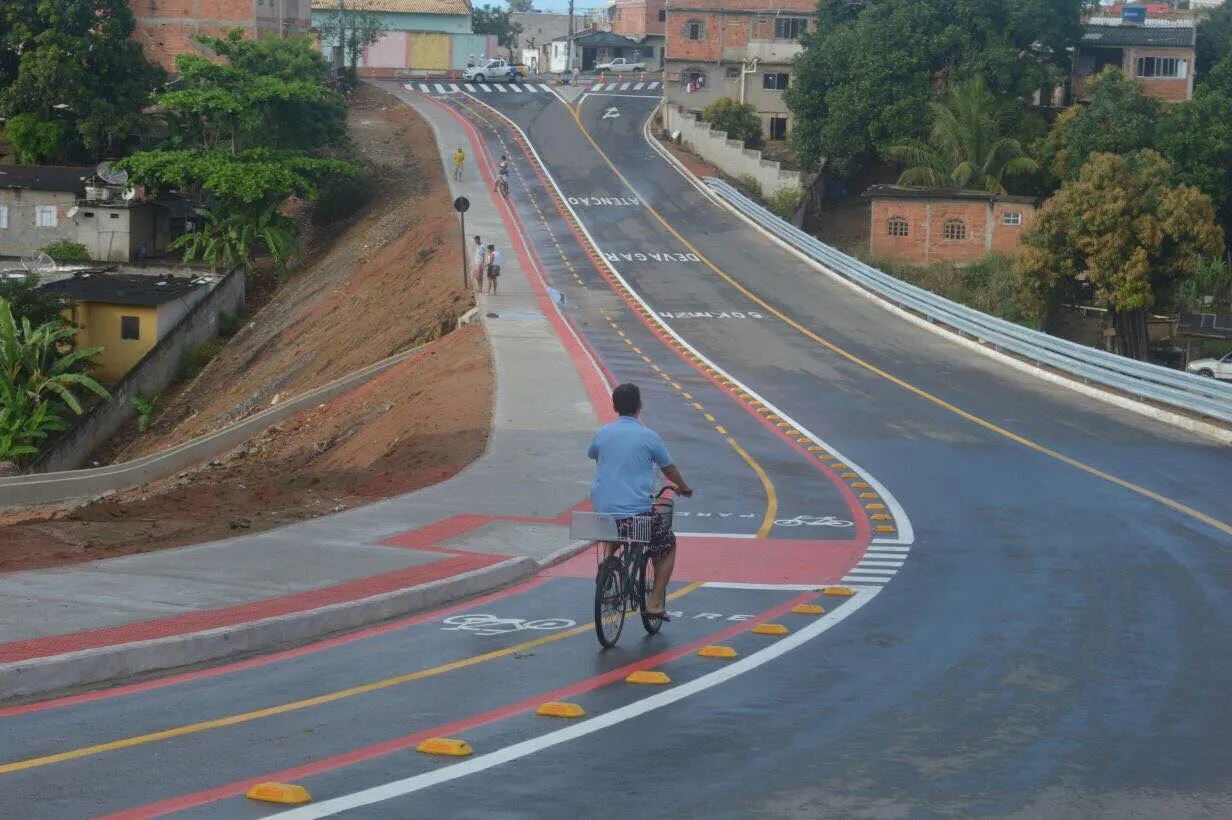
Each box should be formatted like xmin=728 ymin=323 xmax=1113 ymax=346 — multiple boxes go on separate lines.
xmin=310 ymin=0 xmax=492 ymax=76
xmin=1075 ymin=14 xmax=1196 ymax=101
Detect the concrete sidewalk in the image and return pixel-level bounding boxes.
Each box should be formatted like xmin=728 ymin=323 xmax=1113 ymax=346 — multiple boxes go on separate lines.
xmin=0 ymin=87 xmax=604 ymax=702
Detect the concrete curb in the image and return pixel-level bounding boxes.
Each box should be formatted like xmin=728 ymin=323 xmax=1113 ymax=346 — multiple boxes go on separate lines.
xmin=0 ymin=554 xmax=548 ymax=702
xmin=0 ymin=340 xmax=436 ymax=511
xmin=642 ymin=111 xmax=1232 ymax=445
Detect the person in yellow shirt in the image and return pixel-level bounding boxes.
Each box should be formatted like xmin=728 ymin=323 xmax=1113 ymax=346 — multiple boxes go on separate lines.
xmin=453 ymin=147 xmax=465 ymax=181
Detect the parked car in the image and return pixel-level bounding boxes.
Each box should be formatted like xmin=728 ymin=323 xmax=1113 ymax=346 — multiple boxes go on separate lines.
xmin=463 ymin=59 xmax=525 ymax=83
xmin=595 ymin=57 xmax=646 ymax=73
xmin=1185 ymin=351 xmax=1232 ymax=380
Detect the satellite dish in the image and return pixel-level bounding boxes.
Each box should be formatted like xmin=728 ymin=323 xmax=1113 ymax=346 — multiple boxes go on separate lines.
xmin=122 ymin=186 xmax=138 ymax=201
xmin=67 ymin=205 xmax=80 ymax=219
xmin=21 ymin=252 xmax=56 ymax=274
xmin=96 ymin=161 xmax=129 ymax=186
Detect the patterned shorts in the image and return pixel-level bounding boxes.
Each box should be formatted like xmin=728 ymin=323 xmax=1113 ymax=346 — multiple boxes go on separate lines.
xmin=616 ymin=510 xmax=677 ymax=558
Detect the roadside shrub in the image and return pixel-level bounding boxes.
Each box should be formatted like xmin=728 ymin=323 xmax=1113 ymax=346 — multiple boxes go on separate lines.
xmin=312 ymin=175 xmax=375 ymax=226
xmin=701 ymin=97 xmax=764 ymax=149
xmin=39 ymin=240 xmax=91 ymax=263
xmin=218 ymin=310 xmax=245 ymax=337
xmin=738 ymin=174 xmax=763 ymax=199
xmin=179 ymin=341 xmax=221 ymax=379
xmin=766 ymin=186 xmax=805 ymax=220
xmin=872 ymin=253 xmax=1030 ymax=325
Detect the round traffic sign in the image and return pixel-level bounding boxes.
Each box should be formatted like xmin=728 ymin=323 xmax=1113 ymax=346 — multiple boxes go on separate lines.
xmin=453 ymin=196 xmax=470 ymax=213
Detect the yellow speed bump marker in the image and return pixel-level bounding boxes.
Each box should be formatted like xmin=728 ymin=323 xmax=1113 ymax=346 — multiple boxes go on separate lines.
xmin=871 ymin=513 xmax=893 ymax=521
xmin=246 ymin=783 xmax=311 ymax=805
xmin=536 ymin=702 xmax=586 ymax=719
xmin=416 ymin=737 xmax=474 ymax=757
xmin=822 ymin=586 xmax=856 ymax=597
xmin=752 ymin=624 xmax=789 ymax=636
xmin=698 ymin=645 xmax=738 ymax=659
xmin=626 ymin=670 xmax=671 ymax=685
xmin=791 ymin=604 xmax=825 ymax=615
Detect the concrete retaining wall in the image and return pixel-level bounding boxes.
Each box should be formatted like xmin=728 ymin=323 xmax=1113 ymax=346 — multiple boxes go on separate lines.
xmin=662 ymin=102 xmax=807 ymax=198
xmin=29 ymin=265 xmax=247 ymax=475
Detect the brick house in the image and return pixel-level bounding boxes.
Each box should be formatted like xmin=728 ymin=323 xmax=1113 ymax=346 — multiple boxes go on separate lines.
xmin=662 ymin=0 xmax=815 ymax=141
xmin=1075 ymin=17 xmax=1196 ymax=102
xmin=864 ymin=186 xmax=1037 ymax=266
xmin=609 ymin=0 xmax=666 ymax=67
xmin=129 ymin=0 xmax=312 ymax=71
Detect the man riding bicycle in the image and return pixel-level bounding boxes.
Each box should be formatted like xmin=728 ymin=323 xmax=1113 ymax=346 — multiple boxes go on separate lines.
xmin=588 ymin=383 xmax=693 ymax=619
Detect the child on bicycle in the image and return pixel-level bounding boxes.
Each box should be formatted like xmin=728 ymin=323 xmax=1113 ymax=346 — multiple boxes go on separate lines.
xmin=587 ymin=383 xmax=693 ymax=619
xmin=494 ymin=154 xmax=510 ymax=194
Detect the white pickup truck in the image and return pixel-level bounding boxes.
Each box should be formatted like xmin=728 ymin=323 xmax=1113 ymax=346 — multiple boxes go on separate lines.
xmin=462 ymin=59 xmax=524 ymax=83
xmin=595 ymin=57 xmax=646 ymax=73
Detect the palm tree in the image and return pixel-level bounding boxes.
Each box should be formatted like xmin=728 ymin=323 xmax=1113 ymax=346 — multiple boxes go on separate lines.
xmin=171 ymin=203 xmax=299 ymax=272
xmin=0 ymin=298 xmax=109 ymax=462
xmin=888 ymin=77 xmax=1038 ymax=195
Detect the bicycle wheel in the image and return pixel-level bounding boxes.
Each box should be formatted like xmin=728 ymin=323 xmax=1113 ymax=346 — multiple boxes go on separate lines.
xmin=638 ymin=552 xmax=663 ymax=636
xmin=594 ymin=556 xmax=626 ymax=648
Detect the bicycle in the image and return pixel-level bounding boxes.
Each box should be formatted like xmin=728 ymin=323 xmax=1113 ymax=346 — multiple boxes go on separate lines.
xmin=571 ymin=487 xmax=678 ymax=649
xmin=495 ymin=175 xmax=509 ymax=198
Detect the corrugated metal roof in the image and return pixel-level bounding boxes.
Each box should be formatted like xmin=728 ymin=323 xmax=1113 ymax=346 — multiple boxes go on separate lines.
xmin=310 ymin=0 xmax=471 ymax=15
xmin=1082 ymin=21 xmax=1195 ymax=48
xmin=0 ymin=166 xmax=93 ymax=194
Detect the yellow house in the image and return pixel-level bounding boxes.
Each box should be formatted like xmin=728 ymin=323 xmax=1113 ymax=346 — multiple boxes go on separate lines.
xmin=40 ymin=272 xmax=209 ymax=383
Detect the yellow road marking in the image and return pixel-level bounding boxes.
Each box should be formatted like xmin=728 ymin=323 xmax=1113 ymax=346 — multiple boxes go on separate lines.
xmin=568 ymin=99 xmax=1232 ymax=538
xmin=0 ymin=581 xmax=706 ymax=775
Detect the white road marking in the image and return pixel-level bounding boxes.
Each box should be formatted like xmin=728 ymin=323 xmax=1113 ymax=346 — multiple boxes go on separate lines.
xmin=448 ymin=84 xmax=460 ymax=93
xmin=620 ymin=82 xmax=631 ymax=90
xmin=842 ymin=574 xmax=890 ymax=584
xmin=479 ymin=83 xmax=493 ymax=92
xmin=270 ymin=588 xmax=881 ymax=818
xmin=648 ymin=81 xmax=659 ymax=89
xmin=465 ymin=84 xmax=477 ymax=92
xmin=634 ymin=82 xmax=645 ymax=90
xmin=418 ymin=83 xmax=430 ymax=93
xmin=467 ymin=97 xmax=915 ymax=561
xmin=433 ymin=83 xmax=446 ymax=93
xmin=496 ymin=84 xmax=508 ymax=93
xmin=858 ymin=560 xmax=905 ymax=568
xmin=510 ymin=84 xmax=523 ymax=92
xmin=850 ymin=567 xmax=898 ymax=575
xmin=867 ymin=544 xmax=910 ymax=552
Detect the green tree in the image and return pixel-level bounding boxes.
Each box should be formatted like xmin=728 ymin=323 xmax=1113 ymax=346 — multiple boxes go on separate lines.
xmin=1015 ymin=151 xmax=1224 ymax=359
xmin=1038 ymin=67 xmax=1159 ymax=182
xmin=888 ymin=77 xmax=1037 ymax=194
xmin=1196 ymin=0 xmax=1232 ymax=78
xmin=0 ymin=297 xmax=109 ymax=462
xmin=472 ymin=5 xmax=523 ymax=53
xmin=786 ymin=0 xmax=1082 ymax=176
xmin=0 ymin=0 xmax=164 ymax=160
xmin=508 ymin=0 xmax=535 ymax=11
xmin=122 ymin=35 xmax=358 ymax=271
xmin=1155 ymin=55 xmax=1232 ymax=233
xmin=0 ymin=275 xmax=72 ymax=332
xmin=702 ymin=98 xmax=764 ymax=149
xmin=312 ymin=6 xmax=388 ymax=86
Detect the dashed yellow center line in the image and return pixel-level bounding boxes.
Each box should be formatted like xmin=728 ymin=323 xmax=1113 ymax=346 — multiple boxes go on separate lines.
xmin=0 ymin=581 xmax=706 ymax=776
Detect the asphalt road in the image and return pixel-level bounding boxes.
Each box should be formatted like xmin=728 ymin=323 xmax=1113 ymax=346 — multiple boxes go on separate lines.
xmin=1 ymin=86 xmax=1229 ymax=818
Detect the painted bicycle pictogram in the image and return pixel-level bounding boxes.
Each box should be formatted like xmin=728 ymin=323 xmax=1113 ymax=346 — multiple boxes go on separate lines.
xmin=440 ymin=613 xmax=577 ymax=636
xmin=773 ymin=515 xmax=854 ymax=528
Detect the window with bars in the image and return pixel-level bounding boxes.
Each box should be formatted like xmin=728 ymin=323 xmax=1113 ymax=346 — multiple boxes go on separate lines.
xmin=1136 ymin=56 xmax=1183 ymax=78
xmin=658 ymin=9 xmax=666 ymax=21
xmin=943 ymin=219 xmax=967 ymax=240
xmin=1001 ymin=211 xmax=1022 ymax=226
xmin=886 ymin=216 xmax=909 ymax=237
xmin=774 ymin=17 xmax=807 ymax=40
xmin=762 ymin=72 xmax=789 ymax=91
xmin=685 ymin=20 xmax=704 ymax=40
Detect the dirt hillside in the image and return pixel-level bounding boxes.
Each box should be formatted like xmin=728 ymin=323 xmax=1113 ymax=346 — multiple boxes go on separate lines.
xmin=0 ymin=85 xmax=494 ymax=572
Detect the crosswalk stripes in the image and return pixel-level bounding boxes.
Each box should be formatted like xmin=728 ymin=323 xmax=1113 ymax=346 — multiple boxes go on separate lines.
xmin=405 ymin=80 xmax=658 ymax=96
xmin=479 ymin=83 xmax=493 ymax=92
xmin=510 ymin=84 xmax=523 ymax=92
xmin=634 ymin=82 xmax=645 ymax=90
xmin=496 ymin=84 xmax=508 ymax=92
xmin=433 ymin=83 xmax=446 ymax=93
xmin=526 ymin=84 xmax=539 ymax=93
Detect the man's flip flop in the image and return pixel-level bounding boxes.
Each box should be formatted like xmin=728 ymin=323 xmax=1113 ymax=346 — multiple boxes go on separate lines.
xmin=644 ymin=610 xmax=672 ymax=621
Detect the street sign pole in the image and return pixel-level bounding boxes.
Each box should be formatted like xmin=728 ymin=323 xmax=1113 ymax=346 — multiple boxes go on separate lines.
xmin=454 ymin=196 xmax=471 ymax=291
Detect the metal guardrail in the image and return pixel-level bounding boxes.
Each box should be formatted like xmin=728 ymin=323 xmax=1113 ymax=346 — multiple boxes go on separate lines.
xmin=705 ymin=178 xmax=1232 ymax=425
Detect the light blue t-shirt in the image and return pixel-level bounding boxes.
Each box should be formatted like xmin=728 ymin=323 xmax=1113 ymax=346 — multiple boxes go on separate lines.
xmin=587 ymin=416 xmax=673 ymax=518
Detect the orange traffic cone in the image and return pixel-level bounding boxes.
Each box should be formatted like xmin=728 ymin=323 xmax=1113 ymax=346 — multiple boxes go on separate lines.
xmin=370 ymin=67 xmax=376 ymax=80
xmin=640 ymin=71 xmax=646 ymax=83
xmin=618 ymin=73 xmax=624 ymax=84
xmin=599 ymin=71 xmax=606 ymax=85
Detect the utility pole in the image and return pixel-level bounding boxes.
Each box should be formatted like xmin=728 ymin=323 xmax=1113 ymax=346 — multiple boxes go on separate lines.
xmin=566 ymin=0 xmax=575 ymax=73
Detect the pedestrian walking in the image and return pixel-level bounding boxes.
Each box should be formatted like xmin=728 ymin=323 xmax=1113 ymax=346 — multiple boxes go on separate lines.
xmin=486 ymin=244 xmax=501 ymax=294
xmin=571 ymin=65 xmax=580 ymax=86
xmin=472 ymin=235 xmax=487 ymax=290
xmin=453 ymin=147 xmax=465 ymax=181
